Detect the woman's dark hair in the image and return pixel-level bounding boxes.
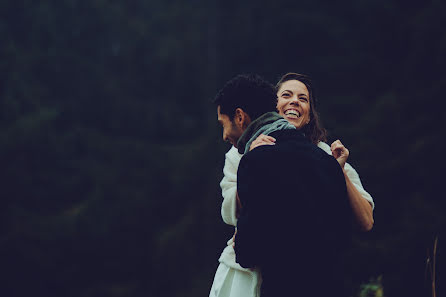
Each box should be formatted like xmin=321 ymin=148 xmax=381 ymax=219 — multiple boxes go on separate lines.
xmin=276 ymin=73 xmax=327 ymax=144
xmin=214 ymin=74 xmax=277 ymax=121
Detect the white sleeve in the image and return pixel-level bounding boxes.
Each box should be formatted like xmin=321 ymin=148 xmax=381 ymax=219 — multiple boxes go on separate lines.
xmin=343 ymin=163 xmax=375 ymax=209
xmin=219 ymin=146 xmax=243 ymax=226
xmin=317 ymin=141 xmax=375 ymax=210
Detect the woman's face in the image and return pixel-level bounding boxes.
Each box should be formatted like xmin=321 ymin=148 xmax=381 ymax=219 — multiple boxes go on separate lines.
xmin=276 ymin=79 xmax=311 ymax=130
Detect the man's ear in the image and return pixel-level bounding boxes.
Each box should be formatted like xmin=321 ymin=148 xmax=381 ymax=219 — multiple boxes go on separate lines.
xmin=234 ymin=108 xmax=251 ymax=129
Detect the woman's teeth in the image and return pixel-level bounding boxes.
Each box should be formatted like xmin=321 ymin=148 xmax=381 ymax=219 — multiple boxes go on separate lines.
xmin=285 ymin=110 xmax=300 ymax=118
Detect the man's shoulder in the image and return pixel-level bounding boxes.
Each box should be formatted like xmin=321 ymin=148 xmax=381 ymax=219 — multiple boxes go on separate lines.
xmin=270 ymin=130 xmax=319 ymax=150
xmin=241 ymin=135 xmax=343 ymax=181
xmin=242 ymin=133 xmax=324 ymax=162
xmin=273 ymin=131 xmax=329 ymax=159
xmin=239 ymin=145 xmax=277 ymax=167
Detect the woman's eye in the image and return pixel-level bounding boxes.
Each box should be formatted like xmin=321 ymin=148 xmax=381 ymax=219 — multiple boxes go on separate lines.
xmin=299 ymin=97 xmax=308 ymax=102
xmin=282 ymin=93 xmax=290 ymax=98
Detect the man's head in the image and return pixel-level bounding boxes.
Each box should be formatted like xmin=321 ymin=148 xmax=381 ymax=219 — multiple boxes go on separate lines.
xmin=214 ymin=74 xmax=277 ymax=147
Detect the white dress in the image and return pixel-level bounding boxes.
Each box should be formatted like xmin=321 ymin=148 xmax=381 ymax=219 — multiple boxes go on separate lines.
xmin=209 ymin=143 xmax=374 ymax=297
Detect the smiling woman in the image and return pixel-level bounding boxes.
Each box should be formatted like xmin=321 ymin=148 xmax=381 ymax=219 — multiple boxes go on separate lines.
xmin=275 ymin=73 xmax=327 ymax=144
xmin=276 ymin=79 xmax=311 ymax=130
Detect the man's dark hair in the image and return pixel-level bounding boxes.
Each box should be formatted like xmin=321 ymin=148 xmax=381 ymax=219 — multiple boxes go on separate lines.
xmin=214 ymin=74 xmax=277 ymax=121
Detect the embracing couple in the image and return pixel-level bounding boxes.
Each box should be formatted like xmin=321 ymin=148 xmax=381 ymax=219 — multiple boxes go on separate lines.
xmin=210 ymin=73 xmax=375 ymax=297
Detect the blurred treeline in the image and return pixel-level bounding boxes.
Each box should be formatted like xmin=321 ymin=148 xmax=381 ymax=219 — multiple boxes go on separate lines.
xmin=1 ymin=1 xmax=445 ymax=296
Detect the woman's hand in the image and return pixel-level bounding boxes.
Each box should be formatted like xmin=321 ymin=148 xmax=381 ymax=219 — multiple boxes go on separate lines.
xmin=331 ymin=139 xmax=349 ymax=168
xmin=249 ymin=134 xmax=276 ymax=151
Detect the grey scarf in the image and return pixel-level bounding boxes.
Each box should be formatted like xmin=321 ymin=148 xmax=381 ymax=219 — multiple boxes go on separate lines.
xmin=237 ymin=112 xmax=296 ymax=154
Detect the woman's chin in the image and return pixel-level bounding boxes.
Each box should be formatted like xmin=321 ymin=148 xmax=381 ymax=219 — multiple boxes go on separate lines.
xmin=284 ymin=118 xmax=301 ymax=129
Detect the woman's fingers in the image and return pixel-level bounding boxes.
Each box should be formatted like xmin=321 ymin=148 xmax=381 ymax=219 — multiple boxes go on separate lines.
xmin=330 ymin=139 xmax=343 ymax=153
xmin=256 ymin=134 xmax=276 ymax=143
xmin=330 ymin=139 xmax=349 ymax=168
xmin=250 ymin=140 xmax=275 ymax=151
xmin=249 ymin=134 xmax=276 ymax=151
xmin=331 ymin=139 xmax=345 ymax=155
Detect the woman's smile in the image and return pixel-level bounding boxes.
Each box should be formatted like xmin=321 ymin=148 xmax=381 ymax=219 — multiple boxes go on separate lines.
xmin=284 ymin=108 xmax=301 ymax=119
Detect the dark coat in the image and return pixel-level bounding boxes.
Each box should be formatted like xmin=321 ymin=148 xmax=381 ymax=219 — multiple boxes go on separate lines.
xmin=235 ymin=129 xmax=352 ymax=296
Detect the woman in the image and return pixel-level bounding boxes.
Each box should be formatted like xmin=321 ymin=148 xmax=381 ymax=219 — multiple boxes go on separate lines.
xmin=209 ymin=73 xmax=374 ymax=297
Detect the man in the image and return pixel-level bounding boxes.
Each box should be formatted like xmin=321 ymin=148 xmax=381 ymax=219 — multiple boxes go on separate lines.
xmin=215 ymin=74 xmax=352 ymax=296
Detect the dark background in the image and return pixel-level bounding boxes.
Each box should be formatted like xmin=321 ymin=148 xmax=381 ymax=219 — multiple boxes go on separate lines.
xmin=1 ymin=1 xmax=445 ymax=296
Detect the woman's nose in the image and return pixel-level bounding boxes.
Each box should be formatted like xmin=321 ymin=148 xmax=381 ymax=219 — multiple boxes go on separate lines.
xmin=290 ymin=96 xmax=299 ymax=104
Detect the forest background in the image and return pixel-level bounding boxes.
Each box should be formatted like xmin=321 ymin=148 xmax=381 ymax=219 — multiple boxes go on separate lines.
xmin=1 ymin=1 xmax=445 ymax=296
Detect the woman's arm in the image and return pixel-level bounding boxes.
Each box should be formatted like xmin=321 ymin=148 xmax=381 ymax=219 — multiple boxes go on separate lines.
xmin=343 ymin=168 xmax=374 ymax=231
xmin=331 ymin=140 xmax=374 ymax=231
